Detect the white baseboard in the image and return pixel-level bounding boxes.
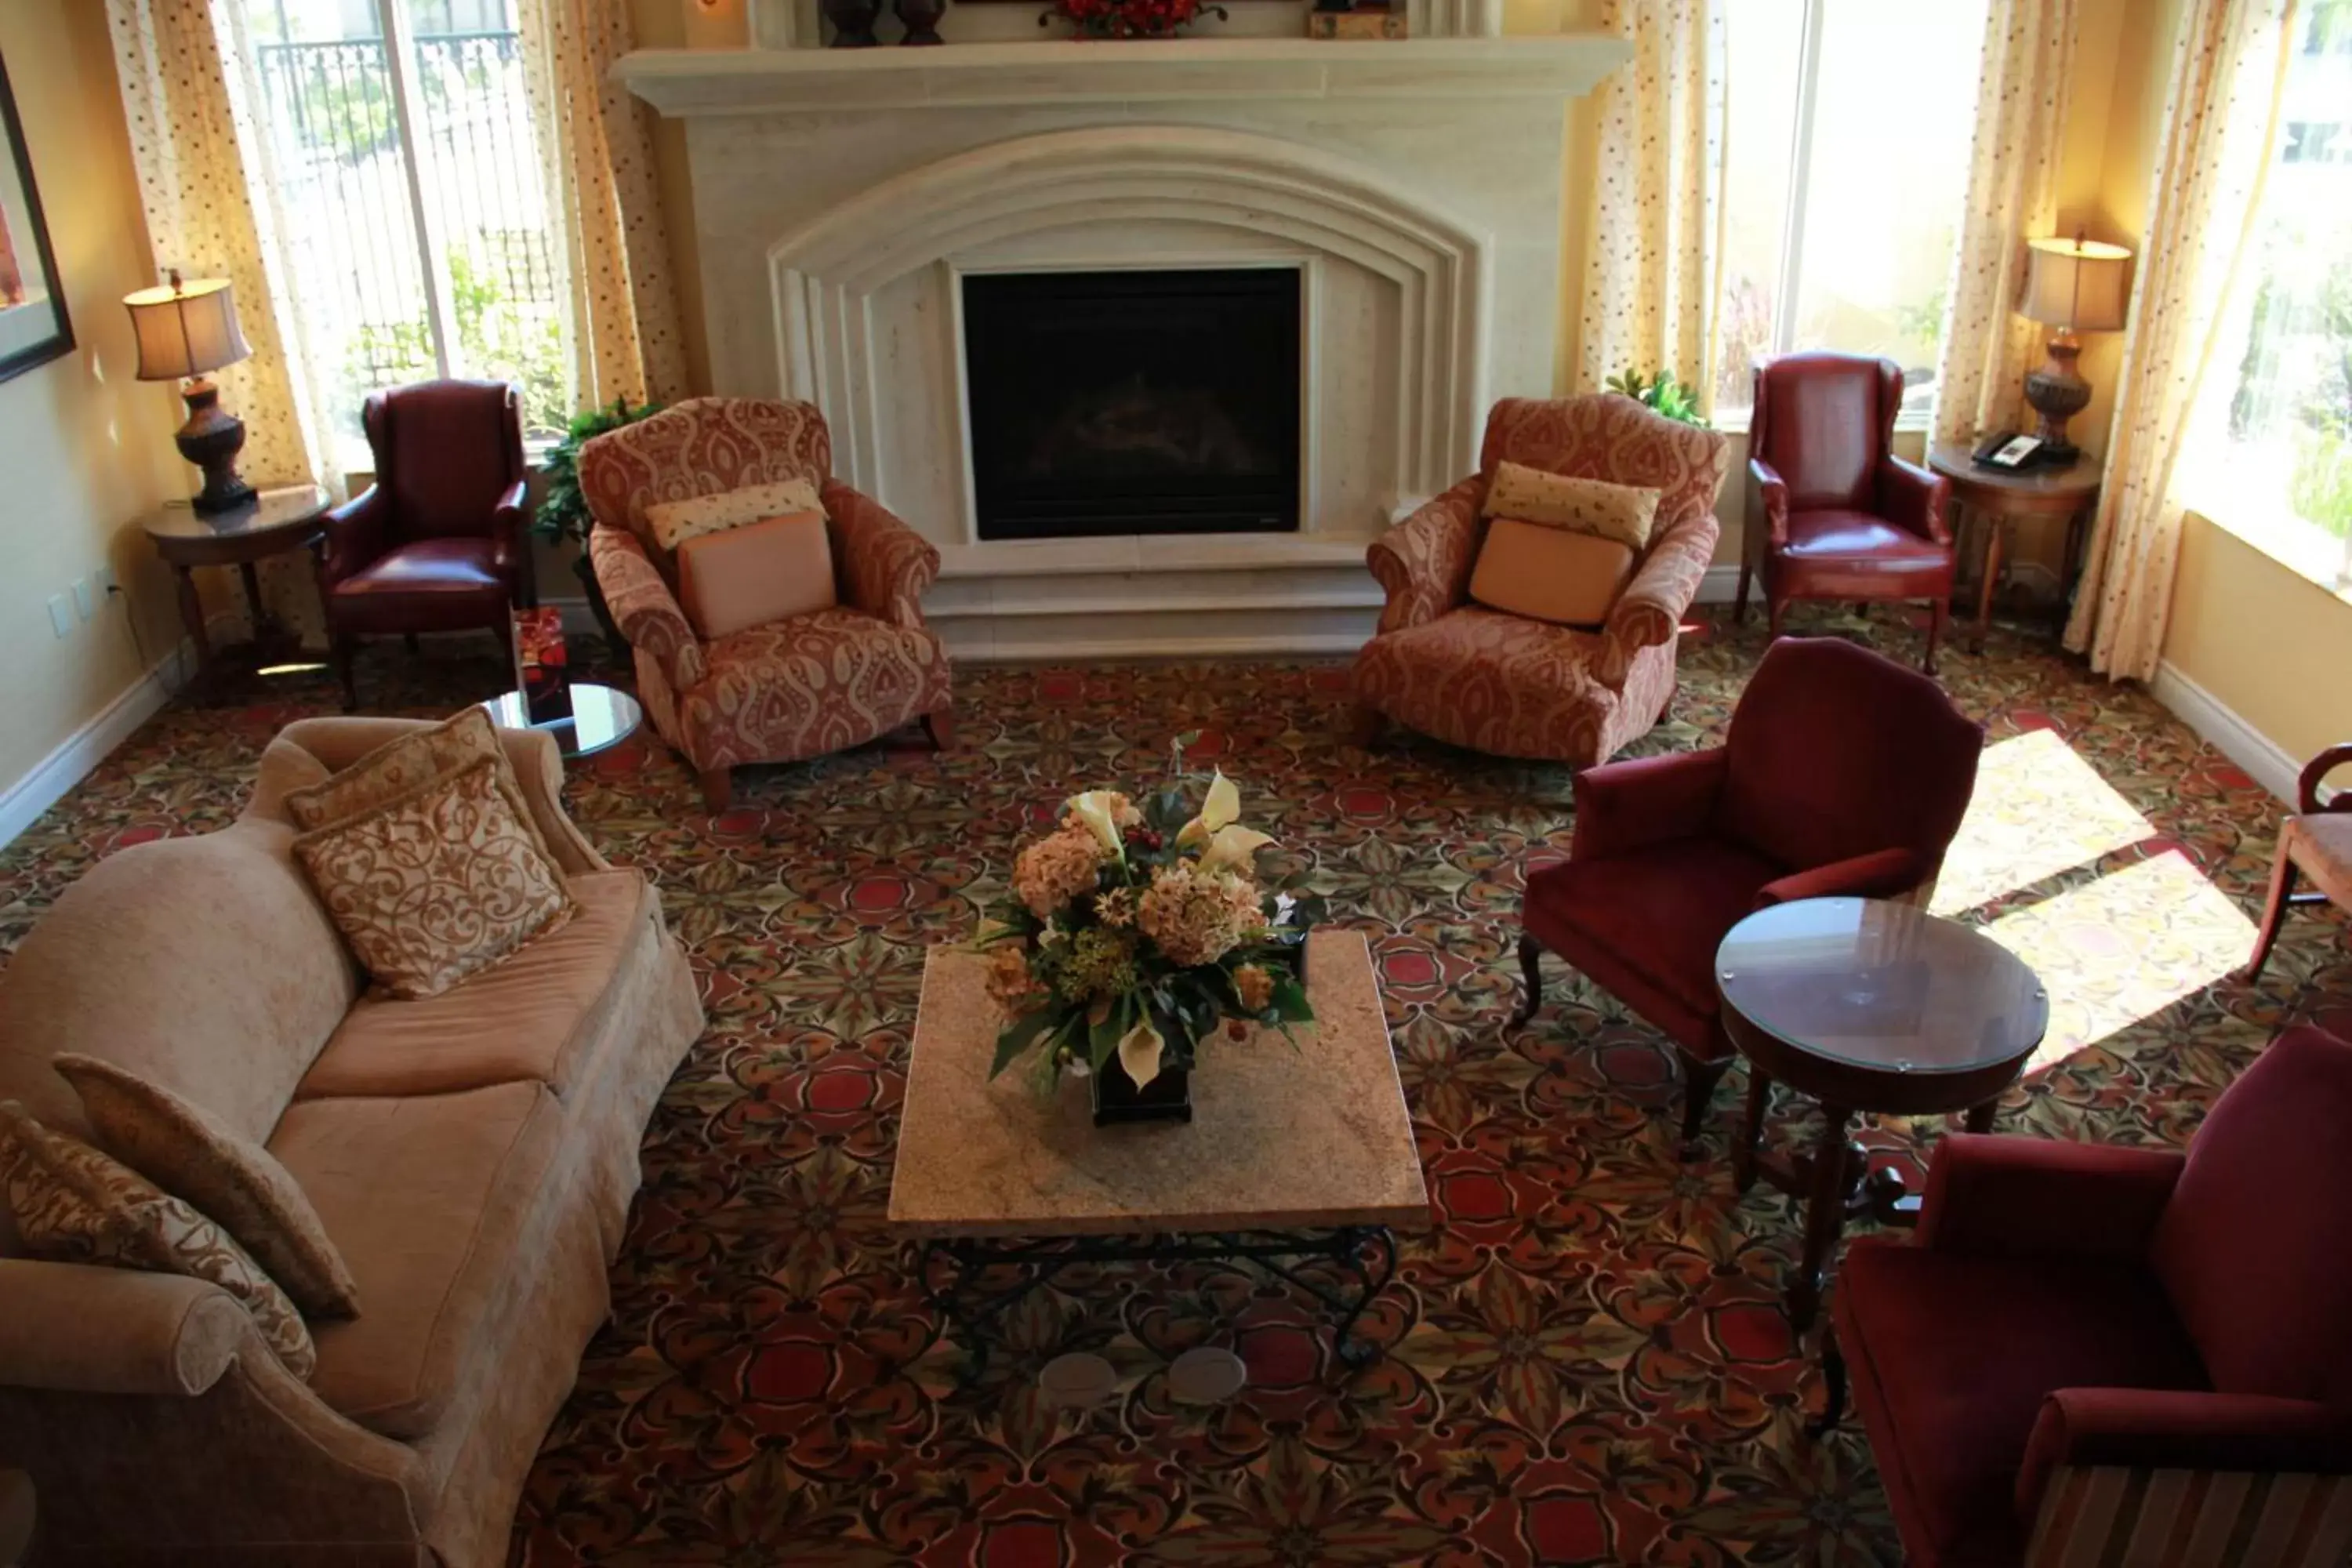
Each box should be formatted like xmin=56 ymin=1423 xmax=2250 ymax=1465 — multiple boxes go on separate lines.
xmin=1696 ymin=564 xmax=1741 ymax=604
xmin=2149 ymin=659 xmax=2300 ymax=804
xmin=0 ymin=640 xmax=198 ymax=851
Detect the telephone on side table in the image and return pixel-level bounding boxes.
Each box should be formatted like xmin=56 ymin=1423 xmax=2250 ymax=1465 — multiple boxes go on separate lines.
xmin=1971 ymin=430 xmax=2051 ymax=471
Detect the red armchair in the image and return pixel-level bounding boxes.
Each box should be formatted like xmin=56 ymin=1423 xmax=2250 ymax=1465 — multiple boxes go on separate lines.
xmin=321 ymin=379 xmax=528 ymax=709
xmin=1512 ymin=636 xmax=1984 ymax=1150
xmin=2241 ymin=742 xmax=2352 ymax=981
xmin=1735 ymin=352 xmax=1955 ymax=673
xmin=1822 ymin=1025 xmax=2352 ymax=1568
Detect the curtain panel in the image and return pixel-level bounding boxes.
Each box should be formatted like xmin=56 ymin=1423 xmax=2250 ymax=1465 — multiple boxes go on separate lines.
xmin=1573 ymin=0 xmax=1726 ymax=416
xmin=2063 ymin=0 xmax=2296 ymax=679
xmin=1930 ymin=0 xmax=2079 ymax=448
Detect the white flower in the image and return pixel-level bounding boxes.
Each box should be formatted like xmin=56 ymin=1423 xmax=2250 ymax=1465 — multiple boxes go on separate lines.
xmin=1063 ymin=790 xmax=1128 ymax=857
xmin=1177 ymin=770 xmax=1242 ymax=848
xmin=1200 ymin=823 xmax=1273 ymax=874
xmin=1116 ymin=1016 xmax=1166 ymax=1090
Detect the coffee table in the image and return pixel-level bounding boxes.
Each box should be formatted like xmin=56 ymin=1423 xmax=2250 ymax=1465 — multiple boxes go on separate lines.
xmin=1717 ymin=897 xmax=2048 ymax=1329
xmin=890 ymin=927 xmax=1428 ymax=1377
xmin=478 ymin=682 xmax=642 ymax=760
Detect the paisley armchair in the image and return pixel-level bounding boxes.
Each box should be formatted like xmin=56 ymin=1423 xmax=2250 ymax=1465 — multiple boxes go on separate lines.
xmin=579 ymin=398 xmax=953 ymax=811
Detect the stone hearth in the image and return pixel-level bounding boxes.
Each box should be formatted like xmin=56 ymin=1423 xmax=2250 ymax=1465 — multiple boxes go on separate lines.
xmin=617 ymin=35 xmax=1628 ymax=659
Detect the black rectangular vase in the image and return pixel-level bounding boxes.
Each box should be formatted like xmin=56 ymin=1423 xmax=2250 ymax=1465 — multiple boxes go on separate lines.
xmin=1091 ymin=1058 xmax=1192 ymax=1126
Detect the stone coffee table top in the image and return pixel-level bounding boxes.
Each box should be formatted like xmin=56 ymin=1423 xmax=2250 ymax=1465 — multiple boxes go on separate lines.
xmin=888 ymin=929 xmax=1430 ymax=1239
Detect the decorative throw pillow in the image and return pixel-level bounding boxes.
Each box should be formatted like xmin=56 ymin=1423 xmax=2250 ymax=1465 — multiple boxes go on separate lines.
xmin=294 ymin=757 xmax=576 ymax=1000
xmin=675 ymin=510 xmax=838 ymax=640
xmin=53 ymin=1055 xmax=360 ymax=1319
xmin=284 ymin=706 xmax=554 ymax=863
xmin=645 ymin=478 xmax=825 ymax=553
xmin=0 ymin=1101 xmax=316 ymax=1378
xmin=1468 ymin=519 xmax=1638 ymax=627
xmin=1483 ymin=461 xmax=1663 ymax=551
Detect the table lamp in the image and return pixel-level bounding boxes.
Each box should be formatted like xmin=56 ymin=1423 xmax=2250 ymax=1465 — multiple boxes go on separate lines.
xmin=124 ymin=270 xmax=256 ymax=514
xmin=2019 ymin=233 xmax=2132 ymax=461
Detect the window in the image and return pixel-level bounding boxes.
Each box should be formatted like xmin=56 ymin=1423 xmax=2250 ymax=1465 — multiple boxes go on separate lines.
xmin=245 ymin=0 xmax=567 ymax=457
xmin=2184 ymin=0 xmax=2352 ymax=589
xmin=1713 ymin=0 xmax=1991 ymax=421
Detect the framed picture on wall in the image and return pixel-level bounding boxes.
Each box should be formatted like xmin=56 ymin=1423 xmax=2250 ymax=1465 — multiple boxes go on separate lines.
xmin=0 ymin=53 xmax=71 ymax=386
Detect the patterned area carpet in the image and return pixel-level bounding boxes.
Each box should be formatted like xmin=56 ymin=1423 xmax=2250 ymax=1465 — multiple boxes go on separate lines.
xmin=2 ymin=607 xmax=2342 ymax=1566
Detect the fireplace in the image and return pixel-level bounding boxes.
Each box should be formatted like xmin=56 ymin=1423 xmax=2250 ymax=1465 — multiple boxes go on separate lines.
xmin=960 ymin=267 xmax=1302 ymax=541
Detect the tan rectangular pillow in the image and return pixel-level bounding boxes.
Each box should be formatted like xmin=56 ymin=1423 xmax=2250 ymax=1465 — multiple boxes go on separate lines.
xmin=645 ymin=478 xmax=824 ymax=552
xmin=1468 ymin=517 xmax=1638 ymax=627
xmin=55 ymin=1054 xmax=360 ymax=1319
xmin=284 ymin=706 xmax=554 ymax=864
xmin=676 ymin=510 xmax=838 ymax=640
xmin=294 ymin=757 xmax=576 ymax=1000
xmin=1483 ymin=460 xmax=1663 ymax=550
xmin=0 ymin=1101 xmax=316 ymax=1378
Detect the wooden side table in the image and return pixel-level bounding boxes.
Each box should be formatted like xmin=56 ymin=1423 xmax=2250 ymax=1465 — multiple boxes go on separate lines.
xmin=1717 ymin=897 xmax=2049 ymax=1329
xmin=1927 ymin=443 xmax=2101 ymax=653
xmin=140 ymin=485 xmax=332 ymax=699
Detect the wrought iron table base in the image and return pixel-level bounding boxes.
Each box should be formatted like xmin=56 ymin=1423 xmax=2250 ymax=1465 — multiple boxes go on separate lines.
xmin=919 ymin=1226 xmax=1396 ymax=1383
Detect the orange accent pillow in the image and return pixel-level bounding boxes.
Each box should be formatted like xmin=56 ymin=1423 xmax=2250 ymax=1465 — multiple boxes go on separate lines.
xmin=1468 ymin=517 xmax=1637 ymax=627
xmin=675 ymin=510 xmax=837 ymax=640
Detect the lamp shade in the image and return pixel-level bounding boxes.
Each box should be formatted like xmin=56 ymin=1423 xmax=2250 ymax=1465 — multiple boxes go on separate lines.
xmin=123 ymin=277 xmax=251 ymax=381
xmin=2021 ymin=237 xmax=2132 ymax=332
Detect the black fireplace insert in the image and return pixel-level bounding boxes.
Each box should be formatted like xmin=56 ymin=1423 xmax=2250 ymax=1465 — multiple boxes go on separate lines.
xmin=961 ymin=267 xmax=1302 ymax=541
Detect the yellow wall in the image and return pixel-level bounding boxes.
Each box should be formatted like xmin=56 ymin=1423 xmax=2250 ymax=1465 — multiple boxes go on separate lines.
xmin=0 ymin=2 xmax=189 ymax=799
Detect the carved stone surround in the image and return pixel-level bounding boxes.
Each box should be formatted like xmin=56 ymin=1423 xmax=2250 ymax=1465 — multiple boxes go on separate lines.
xmin=618 ymin=36 xmax=1628 ymax=658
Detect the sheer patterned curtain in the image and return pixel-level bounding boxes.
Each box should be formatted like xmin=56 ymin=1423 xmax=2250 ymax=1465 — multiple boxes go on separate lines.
xmin=2065 ymin=0 xmax=2296 ymax=678
xmin=517 ymin=0 xmax=689 ymax=412
xmin=1931 ymin=0 xmax=2078 ymax=445
xmin=1573 ymin=0 xmax=1726 ymax=414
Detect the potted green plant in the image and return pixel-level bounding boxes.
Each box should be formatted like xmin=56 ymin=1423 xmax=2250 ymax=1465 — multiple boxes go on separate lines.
xmin=1604 ymin=368 xmax=1708 ymax=427
xmin=534 ymin=397 xmax=662 ymax=647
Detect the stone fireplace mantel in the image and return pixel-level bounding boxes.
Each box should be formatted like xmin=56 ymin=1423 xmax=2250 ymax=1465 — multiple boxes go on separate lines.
xmin=619 ymin=35 xmax=1627 ymax=659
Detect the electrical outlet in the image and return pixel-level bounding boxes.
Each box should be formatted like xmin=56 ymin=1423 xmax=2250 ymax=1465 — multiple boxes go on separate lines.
xmin=94 ymin=564 xmax=118 ymax=600
xmin=46 ymin=595 xmax=72 ymax=639
xmin=71 ymin=578 xmax=93 ymax=622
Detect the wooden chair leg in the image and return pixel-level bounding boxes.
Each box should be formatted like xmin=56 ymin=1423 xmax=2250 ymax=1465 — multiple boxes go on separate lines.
xmin=698 ymin=766 xmax=734 ymax=813
xmin=1807 ymin=1332 xmax=1849 ymax=1439
xmin=403 ymin=632 xmax=420 ymax=655
xmin=1510 ymin=931 xmax=1544 ymax=1026
xmin=1766 ymin=594 xmax=1788 ymax=641
xmin=1348 ymin=703 xmax=1385 ymax=748
xmin=922 ymin=704 xmax=956 ymax=750
xmin=1733 ymin=560 xmax=1754 ymax=623
xmin=1679 ymin=1051 xmax=1733 ymax=1159
xmin=332 ymin=633 xmax=358 ymax=713
xmin=2241 ymin=855 xmax=2300 ymax=983
xmin=1923 ymin=597 xmax=1947 ymax=676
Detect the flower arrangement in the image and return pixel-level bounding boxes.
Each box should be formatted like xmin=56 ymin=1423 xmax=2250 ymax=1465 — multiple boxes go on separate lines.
xmin=1040 ymin=0 xmax=1228 ymax=40
xmin=981 ymin=745 xmax=1319 ymax=1100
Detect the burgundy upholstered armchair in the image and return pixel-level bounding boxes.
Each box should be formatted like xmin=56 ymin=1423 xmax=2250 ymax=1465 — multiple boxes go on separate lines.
xmin=1736 ymin=353 xmax=1955 ymax=673
xmin=1824 ymin=1025 xmax=2352 ymax=1568
xmin=320 ymin=379 xmax=528 ymax=709
xmin=1512 ymin=637 xmax=1984 ymax=1150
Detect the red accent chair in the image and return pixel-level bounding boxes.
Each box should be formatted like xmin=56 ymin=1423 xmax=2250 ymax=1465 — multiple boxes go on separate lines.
xmin=1735 ymin=352 xmax=1956 ymax=673
xmin=321 ymin=379 xmax=529 ymax=709
xmin=2241 ymin=742 xmax=2352 ymax=982
xmin=1512 ymin=636 xmax=1984 ymax=1149
xmin=1824 ymin=1025 xmax=2352 ymax=1568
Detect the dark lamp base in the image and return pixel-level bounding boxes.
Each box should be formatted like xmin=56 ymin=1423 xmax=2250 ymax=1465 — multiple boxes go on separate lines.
xmin=176 ymin=378 xmax=256 ymax=515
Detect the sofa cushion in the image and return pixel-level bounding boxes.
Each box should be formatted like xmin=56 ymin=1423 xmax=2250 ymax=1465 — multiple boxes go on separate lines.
xmin=284 ymin=704 xmax=555 ymax=864
xmin=1468 ymin=519 xmax=1636 ymax=627
xmin=677 ymin=508 xmax=837 ymax=639
xmin=276 ymin=1081 xmax=568 ymax=1439
xmin=1836 ymin=1237 xmax=2209 ymax=1563
xmin=0 ymin=1102 xmax=315 ymax=1379
xmin=0 ymin=818 xmax=358 ymax=1156
xmin=645 ymin=477 xmax=823 ymax=552
xmin=296 ymin=869 xmax=651 ymax=1102
xmin=1482 ymin=459 xmax=1661 ymax=550
xmin=55 ymin=1054 xmax=359 ymax=1318
xmin=294 ymin=758 xmax=578 ymax=1000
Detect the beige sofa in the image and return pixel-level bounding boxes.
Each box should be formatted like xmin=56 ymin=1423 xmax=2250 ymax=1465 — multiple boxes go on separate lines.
xmin=0 ymin=717 xmax=705 ymax=1567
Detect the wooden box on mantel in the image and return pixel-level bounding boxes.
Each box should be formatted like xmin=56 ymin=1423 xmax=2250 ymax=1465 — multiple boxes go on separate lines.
xmin=1307 ymin=7 xmax=1407 ymax=38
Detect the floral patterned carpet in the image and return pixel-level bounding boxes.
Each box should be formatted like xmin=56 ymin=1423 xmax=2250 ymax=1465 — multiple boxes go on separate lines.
xmin=1 ymin=605 xmax=2341 ymax=1566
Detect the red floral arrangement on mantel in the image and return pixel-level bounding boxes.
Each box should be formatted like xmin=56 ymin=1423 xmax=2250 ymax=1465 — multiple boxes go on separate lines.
xmin=1040 ymin=0 xmax=1228 ymax=38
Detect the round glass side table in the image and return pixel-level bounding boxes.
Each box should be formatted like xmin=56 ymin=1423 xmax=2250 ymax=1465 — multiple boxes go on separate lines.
xmin=478 ymin=682 xmax=642 ymax=760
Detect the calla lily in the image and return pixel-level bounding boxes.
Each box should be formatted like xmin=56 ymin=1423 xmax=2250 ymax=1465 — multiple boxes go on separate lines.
xmin=1177 ymin=770 xmax=1242 ymax=848
xmin=1063 ymin=790 xmax=1127 ymax=856
xmin=1116 ymin=1016 xmax=1165 ymax=1090
xmin=1200 ymin=823 xmax=1274 ymax=873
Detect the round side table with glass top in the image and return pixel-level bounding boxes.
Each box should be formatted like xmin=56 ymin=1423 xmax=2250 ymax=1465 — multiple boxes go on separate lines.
xmin=478 ymin=682 xmax=642 ymax=761
xmin=1716 ymin=896 xmax=2049 ymax=1329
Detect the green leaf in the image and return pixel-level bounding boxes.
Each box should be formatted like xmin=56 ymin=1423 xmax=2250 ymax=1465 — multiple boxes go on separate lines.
xmin=1088 ymin=994 xmax=1129 ymax=1071
xmin=1268 ymin=975 xmax=1314 ymax=1024
xmin=989 ymin=1007 xmax=1060 ymax=1079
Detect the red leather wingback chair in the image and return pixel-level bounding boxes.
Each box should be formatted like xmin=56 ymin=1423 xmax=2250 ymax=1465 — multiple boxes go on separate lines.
xmin=320 ymin=379 xmax=528 ymax=709
xmin=1736 ymin=353 xmax=1955 ymax=673
xmin=1825 ymin=1025 xmax=2352 ymax=1568
xmin=1513 ymin=637 xmax=1984 ymax=1150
